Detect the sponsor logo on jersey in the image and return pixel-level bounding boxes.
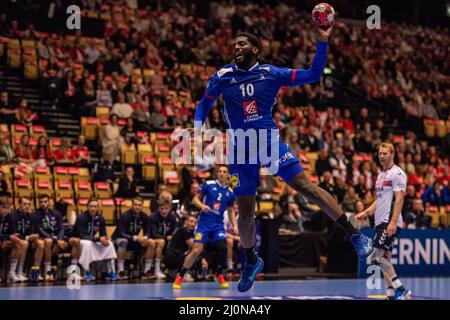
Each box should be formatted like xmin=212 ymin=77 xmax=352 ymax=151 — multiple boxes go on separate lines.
xmin=217 ymin=67 xmax=233 ymax=78
xmin=382 ymin=180 xmax=392 ymax=187
xmin=195 ymin=232 xmax=202 ymax=240
xmin=243 ymin=100 xmax=258 ymax=115
xmin=230 ymin=78 xmax=237 ymax=84
xmin=274 ymin=152 xmax=294 ymax=167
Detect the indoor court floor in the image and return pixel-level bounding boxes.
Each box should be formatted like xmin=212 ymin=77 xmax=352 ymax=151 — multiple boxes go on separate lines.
xmin=0 ymin=277 xmax=449 ymax=300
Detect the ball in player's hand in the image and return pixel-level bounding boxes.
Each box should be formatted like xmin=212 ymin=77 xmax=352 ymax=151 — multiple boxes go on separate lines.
xmin=312 ymin=3 xmax=335 ymax=30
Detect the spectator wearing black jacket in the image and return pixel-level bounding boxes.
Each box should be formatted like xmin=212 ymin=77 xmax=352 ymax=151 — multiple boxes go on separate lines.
xmin=115 ymin=166 xmax=138 ymax=199
xmin=404 ymin=198 xmax=432 ymax=229
xmin=69 ymin=197 xmax=118 ymax=281
xmin=315 ymin=148 xmax=333 ymax=177
xmin=32 ymin=194 xmax=67 ymax=282
xmin=9 ymin=196 xmax=43 ymax=282
xmin=148 ymin=198 xmax=177 ymax=279
xmin=111 ymin=197 xmax=153 ymax=280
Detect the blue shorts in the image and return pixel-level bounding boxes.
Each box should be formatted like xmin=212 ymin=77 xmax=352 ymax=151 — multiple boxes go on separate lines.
xmin=229 ymin=141 xmax=303 ymax=196
xmin=194 ymin=220 xmax=226 ymax=244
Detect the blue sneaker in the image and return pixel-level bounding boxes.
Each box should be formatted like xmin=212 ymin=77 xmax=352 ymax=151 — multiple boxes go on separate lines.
xmin=350 ymin=233 xmax=374 ymax=258
xmin=393 ymin=289 xmax=411 ymax=300
xmin=106 ymin=272 xmax=118 ymax=281
xmin=85 ymin=271 xmax=96 ymax=282
xmin=237 ymin=257 xmax=264 ymax=293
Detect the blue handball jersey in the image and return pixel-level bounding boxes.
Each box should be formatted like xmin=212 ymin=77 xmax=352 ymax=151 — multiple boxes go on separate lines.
xmin=206 ymin=63 xmax=294 ymax=130
xmin=199 ymin=180 xmax=235 ymax=224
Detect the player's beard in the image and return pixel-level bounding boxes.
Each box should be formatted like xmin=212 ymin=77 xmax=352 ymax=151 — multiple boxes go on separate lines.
xmin=235 ymin=51 xmax=254 ymax=70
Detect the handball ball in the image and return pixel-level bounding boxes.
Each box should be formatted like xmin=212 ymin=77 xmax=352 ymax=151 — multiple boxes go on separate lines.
xmin=312 ymin=3 xmax=335 ymax=30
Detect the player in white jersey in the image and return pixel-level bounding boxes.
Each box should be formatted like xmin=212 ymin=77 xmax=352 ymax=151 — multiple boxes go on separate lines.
xmin=356 ymin=143 xmax=412 ymax=300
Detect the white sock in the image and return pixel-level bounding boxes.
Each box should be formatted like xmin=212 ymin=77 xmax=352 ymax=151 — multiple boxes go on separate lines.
xmin=10 ymin=259 xmax=18 ymax=274
xmin=118 ymin=260 xmax=125 ymax=272
xmin=390 ymin=276 xmax=403 ymax=289
xmin=145 ymin=259 xmax=153 ymax=272
xmin=44 ymin=262 xmax=51 ymax=273
xmin=71 ymin=259 xmax=78 ymax=266
xmin=155 ymin=259 xmax=161 ymax=273
xmin=227 ymin=259 xmax=233 ymax=270
xmin=17 ymin=262 xmax=24 ymax=274
xmin=106 ymin=260 xmax=114 ymax=273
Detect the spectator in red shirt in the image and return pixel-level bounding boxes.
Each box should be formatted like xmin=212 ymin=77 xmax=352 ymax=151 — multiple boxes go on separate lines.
xmin=15 ymin=99 xmax=38 ymax=128
xmin=32 ymin=136 xmax=54 ymax=167
xmin=72 ymin=135 xmax=91 ymax=168
xmin=54 ymin=137 xmax=75 ymax=166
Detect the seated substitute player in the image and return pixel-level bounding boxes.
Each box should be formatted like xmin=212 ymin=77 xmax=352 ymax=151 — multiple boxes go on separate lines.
xmin=356 ymin=143 xmax=411 ymax=300
xmin=163 ymin=215 xmax=198 ymax=280
xmin=148 ymin=197 xmax=178 ymax=279
xmin=111 ymin=196 xmax=154 ymax=280
xmin=70 ymin=197 xmax=118 ymax=282
xmin=0 ymin=198 xmax=19 ymax=283
xmin=193 ymin=27 xmax=373 ymax=292
xmin=173 ymin=165 xmax=237 ymax=289
xmin=32 ymin=194 xmax=67 ymax=282
xmin=9 ymin=196 xmax=44 ymax=282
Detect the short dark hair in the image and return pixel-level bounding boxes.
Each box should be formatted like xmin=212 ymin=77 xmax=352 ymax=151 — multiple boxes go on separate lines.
xmin=234 ymin=32 xmax=262 ymax=56
xmin=87 ymin=197 xmax=99 ymax=205
xmin=132 ymin=196 xmax=144 ymax=204
xmin=39 ymin=194 xmax=50 ymax=200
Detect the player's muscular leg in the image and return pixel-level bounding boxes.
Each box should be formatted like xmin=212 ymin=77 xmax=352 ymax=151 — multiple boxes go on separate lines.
xmin=143 ymin=239 xmax=155 ymax=259
xmin=236 ymin=195 xmax=257 ymax=249
xmin=19 ymin=240 xmax=29 ymax=262
xmin=288 ymin=171 xmax=344 ymax=219
xmin=69 ymin=237 xmax=81 ymax=259
xmin=43 ymin=238 xmax=53 ymax=262
xmin=182 ymin=242 xmax=204 ymax=269
xmin=155 ymin=239 xmax=165 ymax=259
xmin=34 ymin=239 xmax=45 ymax=265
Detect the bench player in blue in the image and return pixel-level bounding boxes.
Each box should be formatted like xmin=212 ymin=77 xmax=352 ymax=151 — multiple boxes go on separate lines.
xmin=173 ymin=165 xmax=237 ymax=289
xmin=193 ymin=25 xmax=374 ymax=292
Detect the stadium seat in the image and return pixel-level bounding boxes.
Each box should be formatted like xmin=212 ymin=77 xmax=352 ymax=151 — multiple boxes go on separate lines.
xmin=137 ymin=144 xmax=153 ymax=164
xmin=258 ymin=201 xmax=274 ymax=213
xmin=76 ymin=181 xmax=94 ymax=199
xmin=426 ymin=205 xmax=440 ymax=227
xmin=106 ymin=226 xmax=116 ymax=239
xmin=81 ymin=117 xmax=99 ymax=140
xmin=34 ymin=166 xmax=52 ymax=183
xmin=54 ymin=166 xmax=72 ymax=183
xmin=100 ymin=199 xmax=116 ymax=223
xmin=120 ymin=143 xmax=137 ymax=165
xmin=94 ymin=181 xmax=112 ymax=198
xmin=142 ymin=156 xmax=157 ymax=181
xmin=55 ymin=181 xmax=74 ymax=200
xmin=35 ymin=180 xmax=54 ymax=199
xmin=77 ymin=198 xmax=89 ymax=214
xmin=14 ymin=178 xmax=34 ymax=199
xmin=96 ymin=107 xmax=110 ymax=119
xmin=73 ymin=167 xmax=91 ymax=184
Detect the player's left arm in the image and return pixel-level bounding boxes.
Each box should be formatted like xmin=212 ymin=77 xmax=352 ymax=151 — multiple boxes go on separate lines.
xmin=275 ymin=26 xmax=332 ymax=87
xmin=387 ymin=171 xmax=407 ymax=236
